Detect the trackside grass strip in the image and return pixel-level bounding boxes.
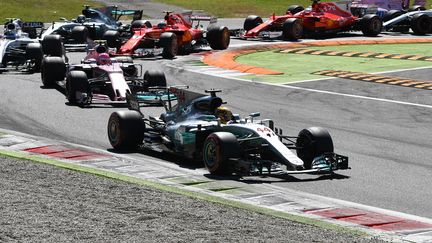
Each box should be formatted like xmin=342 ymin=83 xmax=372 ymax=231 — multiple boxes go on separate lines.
xmin=0 ymin=0 xmax=102 ymax=22
xmin=0 ymin=149 xmax=367 ymax=237
xmin=235 ymin=44 xmax=432 ymax=84
xmin=155 ymin=0 xmax=432 ymax=18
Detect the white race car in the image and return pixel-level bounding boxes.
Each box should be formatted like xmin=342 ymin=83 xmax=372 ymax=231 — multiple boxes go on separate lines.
xmin=107 ymin=88 xmax=349 ymax=176
xmin=0 ymin=19 xmax=43 ymax=73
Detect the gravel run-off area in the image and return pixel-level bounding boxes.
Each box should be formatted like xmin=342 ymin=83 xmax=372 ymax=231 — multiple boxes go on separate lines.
xmin=0 ymin=156 xmax=386 ymax=242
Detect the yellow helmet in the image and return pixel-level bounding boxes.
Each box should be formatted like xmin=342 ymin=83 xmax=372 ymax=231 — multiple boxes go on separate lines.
xmin=215 ymin=106 xmax=233 ymax=124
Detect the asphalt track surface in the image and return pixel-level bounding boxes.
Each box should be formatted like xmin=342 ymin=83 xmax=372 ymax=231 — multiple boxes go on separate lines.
xmin=0 ymin=33 xmax=431 ymax=224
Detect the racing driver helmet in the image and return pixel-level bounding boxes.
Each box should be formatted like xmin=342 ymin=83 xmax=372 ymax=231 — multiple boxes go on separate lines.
xmin=215 ymin=106 xmax=233 ymax=124
xmin=76 ymin=15 xmax=86 ymax=23
xmin=97 ymin=53 xmax=111 ymax=65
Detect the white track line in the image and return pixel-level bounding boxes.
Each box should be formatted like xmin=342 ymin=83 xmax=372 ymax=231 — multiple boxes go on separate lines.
xmin=172 ymin=63 xmax=432 ymax=110
xmin=282 ymin=84 xmax=432 ymax=109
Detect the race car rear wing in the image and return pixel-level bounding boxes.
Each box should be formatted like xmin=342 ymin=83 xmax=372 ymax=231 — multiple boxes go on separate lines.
xmin=4 ymin=19 xmax=44 ymax=38
xmin=182 ymin=11 xmax=218 ymax=24
xmin=22 ymin=22 xmax=44 ymax=38
xmin=111 ymin=9 xmax=143 ymax=21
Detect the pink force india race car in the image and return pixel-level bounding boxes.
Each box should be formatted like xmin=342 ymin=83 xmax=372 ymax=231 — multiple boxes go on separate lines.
xmin=40 ymin=35 xmax=170 ymax=106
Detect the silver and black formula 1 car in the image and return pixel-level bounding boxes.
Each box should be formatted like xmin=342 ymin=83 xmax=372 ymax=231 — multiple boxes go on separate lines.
xmin=41 ymin=5 xmax=143 ymax=51
xmin=383 ymin=9 xmax=432 ymax=34
xmin=107 ymin=88 xmax=349 ymax=176
xmin=41 ymin=38 xmax=169 ymax=106
xmin=0 ymin=19 xmax=43 ymax=73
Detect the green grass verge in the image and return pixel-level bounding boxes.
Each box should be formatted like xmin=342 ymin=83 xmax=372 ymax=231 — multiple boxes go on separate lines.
xmin=235 ymin=43 xmax=432 ymax=84
xmin=155 ymin=0 xmax=431 ymax=18
xmin=305 ymin=43 xmax=432 ymax=55
xmin=0 ymin=0 xmax=103 ymax=23
xmin=0 ymin=149 xmax=367 ymax=237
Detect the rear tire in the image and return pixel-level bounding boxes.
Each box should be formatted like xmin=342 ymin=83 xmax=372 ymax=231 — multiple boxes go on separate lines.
xmin=207 ymin=25 xmax=230 ymax=50
xmin=282 ymin=18 xmax=303 ymax=40
xmin=411 ymin=13 xmax=431 ymax=35
xmin=103 ymin=30 xmax=121 ymax=49
xmin=66 ymin=70 xmax=90 ymax=104
xmin=243 ymin=15 xmax=263 ymax=31
xmin=144 ymin=70 xmax=167 ymax=87
xmin=41 ymin=56 xmax=66 ymax=87
xmin=107 ymin=111 xmax=145 ymax=150
xmin=383 ymin=10 xmax=404 ymax=22
xmin=159 ymin=32 xmax=178 ymax=59
xmin=131 ymin=20 xmax=152 ymax=31
xmin=26 ymin=43 xmax=43 ymax=71
xmin=116 ymin=56 xmax=136 ymax=76
xmin=42 ymin=35 xmax=63 ymax=56
xmin=409 ymin=5 xmax=426 ymax=11
xmin=361 ymin=14 xmax=382 ymax=37
xmin=71 ymin=25 xmax=89 ymax=43
xmin=287 ymin=5 xmax=304 ymax=14
xmin=296 ymin=127 xmax=334 ymax=169
xmin=203 ymin=132 xmax=241 ymax=175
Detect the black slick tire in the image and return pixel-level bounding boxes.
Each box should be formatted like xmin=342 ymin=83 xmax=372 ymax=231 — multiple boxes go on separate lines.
xmin=296 ymin=127 xmax=334 ymax=169
xmin=282 ymin=18 xmax=303 ymax=40
xmin=131 ymin=20 xmax=152 ymax=31
xmin=287 ymin=5 xmax=304 ymax=14
xmin=71 ymin=25 xmax=89 ymax=43
xmin=42 ymin=35 xmax=63 ymax=57
xmin=243 ymin=15 xmax=263 ymax=31
xmin=383 ymin=10 xmax=404 ymax=22
xmin=202 ymin=132 xmax=240 ymax=175
xmin=103 ymin=30 xmax=121 ymax=48
xmin=107 ymin=111 xmax=145 ymax=150
xmin=410 ymin=13 xmax=431 ymax=35
xmin=207 ymin=25 xmax=230 ymax=50
xmin=41 ymin=56 xmax=66 ymax=87
xmin=361 ymin=14 xmax=382 ymax=36
xmin=66 ymin=70 xmax=90 ymax=104
xmin=159 ymin=32 xmax=177 ymax=59
xmin=26 ymin=43 xmax=43 ymax=71
xmin=144 ymin=70 xmax=167 ymax=87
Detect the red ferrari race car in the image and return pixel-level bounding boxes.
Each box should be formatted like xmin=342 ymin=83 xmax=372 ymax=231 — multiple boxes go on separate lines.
xmin=240 ymin=0 xmax=382 ymax=40
xmin=40 ymin=37 xmax=168 ymax=106
xmin=103 ymin=11 xmax=230 ymax=58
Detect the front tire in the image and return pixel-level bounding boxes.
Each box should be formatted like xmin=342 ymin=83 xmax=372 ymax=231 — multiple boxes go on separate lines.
xmin=282 ymin=18 xmax=303 ymax=40
xmin=66 ymin=70 xmax=90 ymax=104
xmin=26 ymin=43 xmax=43 ymax=71
xmin=203 ymin=132 xmax=241 ymax=175
xmin=296 ymin=127 xmax=334 ymax=169
xmin=144 ymin=70 xmax=167 ymax=87
xmin=243 ymin=15 xmax=263 ymax=31
xmin=107 ymin=111 xmax=145 ymax=150
xmin=159 ymin=32 xmax=178 ymax=59
xmin=207 ymin=25 xmax=230 ymax=50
